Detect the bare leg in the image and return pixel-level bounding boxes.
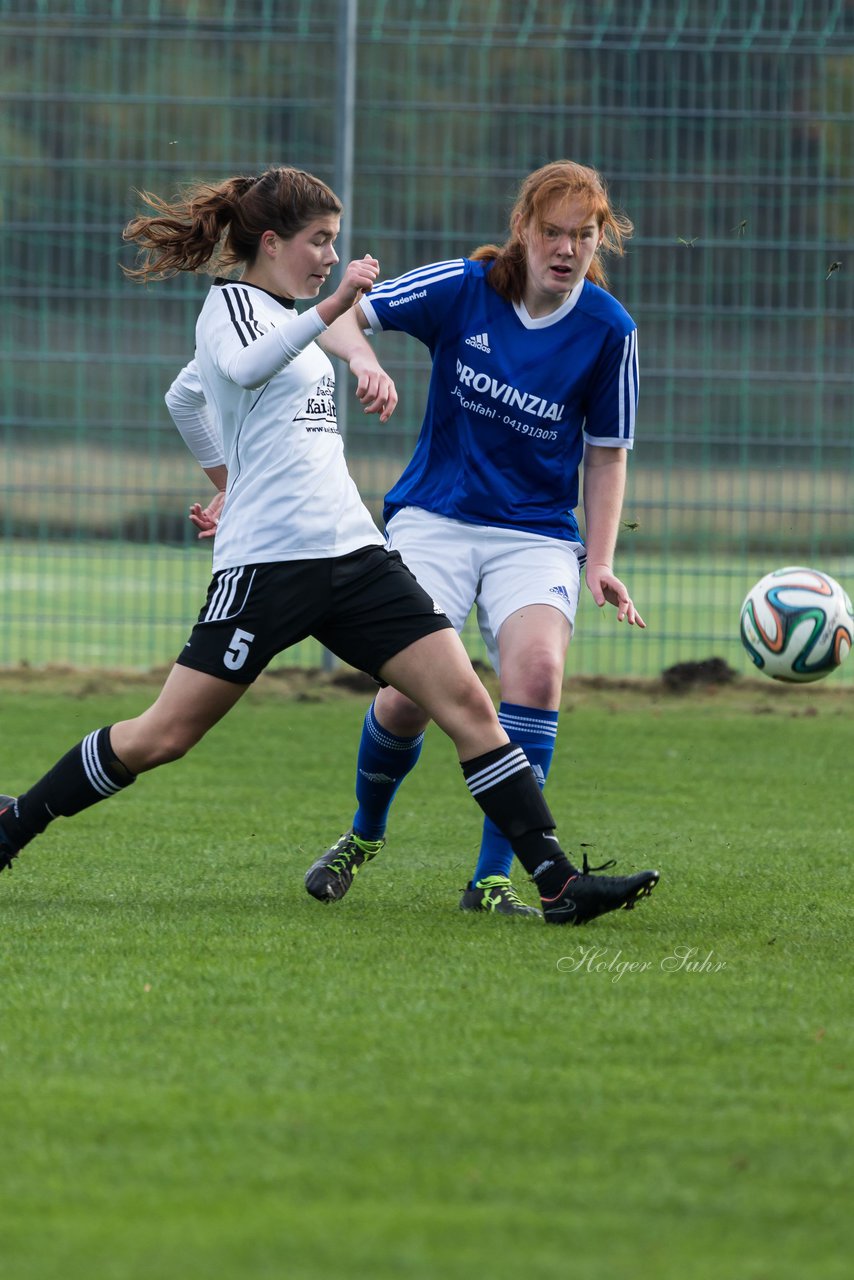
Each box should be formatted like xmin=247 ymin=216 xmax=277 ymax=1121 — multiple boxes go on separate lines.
xmin=379 ymin=629 xmax=506 ymax=760
xmin=305 ymin=626 xmax=559 ymax=906
xmin=0 ymin=665 xmax=250 ymax=862
xmin=371 ymin=683 xmax=431 ymax=737
xmin=467 ymin=605 xmax=571 ymax=892
xmin=371 ymin=604 xmax=569 ymax=751
xmin=497 ymin=605 xmax=570 ymax=709
xmin=111 ymin=665 xmax=250 ymax=773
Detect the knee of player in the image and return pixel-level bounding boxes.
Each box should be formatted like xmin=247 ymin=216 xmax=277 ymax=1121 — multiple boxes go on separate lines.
xmin=504 ymin=649 xmax=565 ymax=706
xmin=375 ymin=687 xmax=429 ymax=738
xmin=453 ymin=673 xmax=500 ymax=725
xmin=138 ymin=732 xmax=194 ymax=769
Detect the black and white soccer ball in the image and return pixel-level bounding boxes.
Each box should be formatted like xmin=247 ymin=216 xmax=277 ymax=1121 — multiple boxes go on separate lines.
xmin=739 ymin=566 xmax=854 ymax=683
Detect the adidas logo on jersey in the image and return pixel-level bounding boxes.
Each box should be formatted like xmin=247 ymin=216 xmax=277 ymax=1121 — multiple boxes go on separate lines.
xmin=549 ymin=584 xmax=571 ymax=603
xmin=464 ymin=331 xmax=491 ymax=353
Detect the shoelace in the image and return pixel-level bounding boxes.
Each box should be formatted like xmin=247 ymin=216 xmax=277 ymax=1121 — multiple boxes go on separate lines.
xmin=327 ymin=835 xmax=382 ymax=876
xmin=581 ymin=853 xmax=617 ymax=876
xmin=471 ymin=877 xmax=534 ymax=910
xmin=327 ymin=843 xmax=359 ymax=876
xmin=500 ymin=881 xmax=529 ymax=907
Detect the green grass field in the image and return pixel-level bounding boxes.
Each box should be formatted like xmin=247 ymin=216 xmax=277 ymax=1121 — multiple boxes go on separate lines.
xmin=0 ymin=673 xmax=851 ymax=1280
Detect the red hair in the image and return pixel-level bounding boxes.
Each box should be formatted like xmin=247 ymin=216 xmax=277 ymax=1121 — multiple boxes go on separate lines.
xmin=470 ymin=160 xmax=633 ymax=300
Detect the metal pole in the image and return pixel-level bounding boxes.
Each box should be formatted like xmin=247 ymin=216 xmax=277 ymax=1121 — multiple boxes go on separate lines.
xmin=333 ymin=0 xmax=357 ymax=450
xmin=323 ymin=0 xmax=358 ymax=673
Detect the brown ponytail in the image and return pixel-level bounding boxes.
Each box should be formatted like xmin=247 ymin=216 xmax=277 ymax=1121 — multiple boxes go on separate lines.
xmin=122 ymin=167 xmax=342 ymax=282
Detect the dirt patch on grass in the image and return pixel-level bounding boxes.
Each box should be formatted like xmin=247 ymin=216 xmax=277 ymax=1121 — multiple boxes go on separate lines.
xmin=2 ymin=660 xmax=852 ymax=715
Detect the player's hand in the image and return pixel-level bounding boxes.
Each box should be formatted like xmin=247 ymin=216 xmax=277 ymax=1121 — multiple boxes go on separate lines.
xmin=349 ymin=354 xmax=398 ymax=423
xmin=189 ymin=489 xmax=225 ymax=540
xmin=585 ymin=563 xmax=646 ymax=627
xmin=335 ymin=254 xmax=380 ymax=310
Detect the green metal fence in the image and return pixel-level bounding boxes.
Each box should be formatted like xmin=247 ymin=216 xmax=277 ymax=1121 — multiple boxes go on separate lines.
xmin=2 ymin=0 xmax=852 ymax=680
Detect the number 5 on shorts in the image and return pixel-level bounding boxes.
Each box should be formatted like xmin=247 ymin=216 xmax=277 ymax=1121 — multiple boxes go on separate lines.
xmin=224 ymin=628 xmax=255 ymax=671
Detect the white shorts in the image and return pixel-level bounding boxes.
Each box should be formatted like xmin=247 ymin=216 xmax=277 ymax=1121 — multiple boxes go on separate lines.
xmin=385 ymin=507 xmax=584 ymax=671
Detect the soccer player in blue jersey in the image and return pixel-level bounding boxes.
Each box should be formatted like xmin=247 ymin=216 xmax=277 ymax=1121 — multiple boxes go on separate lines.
xmin=0 ymin=164 xmax=659 ymax=928
xmin=303 ymin=160 xmax=649 ymax=917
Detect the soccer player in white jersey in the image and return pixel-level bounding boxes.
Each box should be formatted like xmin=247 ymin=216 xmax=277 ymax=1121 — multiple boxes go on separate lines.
xmin=300 ymin=160 xmax=649 ymax=917
xmin=0 ymin=165 xmax=658 ymax=927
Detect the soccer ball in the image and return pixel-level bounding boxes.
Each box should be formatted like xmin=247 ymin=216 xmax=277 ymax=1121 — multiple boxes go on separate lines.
xmin=739 ymin=566 xmax=854 ymax=683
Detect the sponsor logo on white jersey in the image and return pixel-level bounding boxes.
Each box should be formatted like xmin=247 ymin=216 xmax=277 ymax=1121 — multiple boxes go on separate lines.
xmin=465 ymin=331 xmax=491 ymax=353
xmin=295 ymin=374 xmax=339 ymax=431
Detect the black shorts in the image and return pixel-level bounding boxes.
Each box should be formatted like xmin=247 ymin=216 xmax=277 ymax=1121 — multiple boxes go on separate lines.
xmin=175 ymin=545 xmax=453 ymax=684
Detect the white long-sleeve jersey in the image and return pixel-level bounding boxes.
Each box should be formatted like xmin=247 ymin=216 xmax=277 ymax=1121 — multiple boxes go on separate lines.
xmin=165 ymin=359 xmax=224 ymax=468
xmin=166 ymin=279 xmax=383 ymax=571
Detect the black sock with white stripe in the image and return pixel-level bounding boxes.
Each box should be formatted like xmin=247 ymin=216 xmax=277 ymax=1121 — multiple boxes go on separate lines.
xmin=1 ymin=727 xmax=135 ymax=852
xmin=461 ymin=744 xmax=578 ymax=894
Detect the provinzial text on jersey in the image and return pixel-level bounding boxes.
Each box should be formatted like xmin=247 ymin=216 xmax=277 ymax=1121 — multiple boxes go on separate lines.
xmin=455 ymin=360 xmax=565 ymax=421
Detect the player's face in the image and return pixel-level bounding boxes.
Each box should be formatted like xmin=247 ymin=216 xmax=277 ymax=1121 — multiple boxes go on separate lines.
xmin=520 ymin=197 xmax=604 ymax=316
xmin=249 ymin=215 xmax=341 ymax=299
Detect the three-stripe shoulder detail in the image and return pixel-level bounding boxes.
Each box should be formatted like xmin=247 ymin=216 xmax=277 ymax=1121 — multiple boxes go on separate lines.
xmin=617 ymin=328 xmax=638 ymax=441
xmin=369 ymin=258 xmax=466 ymax=301
xmin=220 ymin=284 xmax=266 ymax=347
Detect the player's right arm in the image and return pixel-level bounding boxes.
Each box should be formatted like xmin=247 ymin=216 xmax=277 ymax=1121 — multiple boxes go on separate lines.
xmin=206 ymin=258 xmax=380 ymax=392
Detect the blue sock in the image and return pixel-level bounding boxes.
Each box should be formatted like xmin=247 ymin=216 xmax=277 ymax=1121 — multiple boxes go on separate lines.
xmin=470 ymin=702 xmax=558 ymax=884
xmin=352 ymin=701 xmax=425 ymax=841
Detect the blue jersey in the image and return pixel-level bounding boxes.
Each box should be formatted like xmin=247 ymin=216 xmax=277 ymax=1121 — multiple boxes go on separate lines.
xmin=360 ymin=257 xmax=638 ymax=542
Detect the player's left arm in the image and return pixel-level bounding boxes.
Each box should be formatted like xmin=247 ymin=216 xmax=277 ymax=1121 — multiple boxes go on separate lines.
xmin=317 ymin=304 xmax=398 ymax=423
xmin=189 ymin=469 xmax=227 ymax=540
xmin=165 ymin=360 xmax=225 ymax=468
xmin=582 ymin=444 xmax=645 ymax=627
